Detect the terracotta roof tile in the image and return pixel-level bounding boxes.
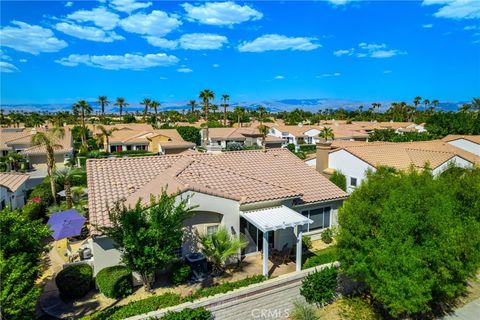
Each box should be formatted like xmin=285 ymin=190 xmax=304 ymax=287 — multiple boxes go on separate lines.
xmin=0 ymin=172 xmax=29 ymax=192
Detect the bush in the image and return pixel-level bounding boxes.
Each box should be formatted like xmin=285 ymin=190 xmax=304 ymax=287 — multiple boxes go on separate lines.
xmin=302 ymin=236 xmax=313 ymax=250
xmin=22 ymin=201 xmax=43 ymax=220
xmin=55 ymin=264 xmax=93 ymax=299
xmin=303 ymin=246 xmax=337 ymax=269
xmin=176 ymin=126 xmax=200 ymax=144
xmin=29 ymin=179 xmax=53 ymax=206
xmin=299 ymin=144 xmax=316 ymax=153
xmin=321 ymin=228 xmax=334 ymax=244
xmin=96 ymin=266 xmax=133 ymax=299
xmin=300 ymin=267 xmax=338 ymax=306
xmin=171 ymin=260 xmax=191 ymax=285
xmin=162 ymin=307 xmax=212 ymax=320
xmin=329 ymin=171 xmax=347 ymax=191
xmin=188 ymin=275 xmax=265 ymax=301
xmin=289 ymin=299 xmax=319 ymax=320
xmin=225 ymin=142 xmax=243 ymax=151
xmin=287 ymin=143 xmax=296 ymax=152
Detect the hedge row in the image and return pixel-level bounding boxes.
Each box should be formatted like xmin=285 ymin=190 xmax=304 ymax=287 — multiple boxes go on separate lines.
xmin=96 ymin=266 xmax=133 ymax=299
xmin=84 ymin=275 xmax=265 ymax=320
xmin=161 ymin=307 xmax=211 ymax=320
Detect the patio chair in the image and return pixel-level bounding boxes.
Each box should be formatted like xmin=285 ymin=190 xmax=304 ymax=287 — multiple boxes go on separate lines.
xmin=274 ymin=243 xmax=291 ymax=265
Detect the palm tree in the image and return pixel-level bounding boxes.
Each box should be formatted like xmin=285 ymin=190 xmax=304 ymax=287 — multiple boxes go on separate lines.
xmin=140 ymin=98 xmax=152 ymax=122
xmin=413 ymin=96 xmax=422 ymax=108
xmin=431 ymin=99 xmax=439 ymax=110
xmin=471 ymin=97 xmax=480 ymax=112
xmin=258 ymin=124 xmax=269 ymax=152
xmin=188 ymin=100 xmax=197 ymax=113
xmin=150 ymin=100 xmax=160 ymax=123
xmin=72 ymin=100 xmax=92 ymax=151
xmin=198 ymin=227 xmax=247 ymax=275
xmin=7 ymin=152 xmax=25 ymax=171
xmin=371 ymin=102 xmax=381 ymax=120
xmin=211 ymin=104 xmax=218 ymax=115
xmin=97 ymin=96 xmax=110 ymax=115
xmin=460 ymin=104 xmax=472 ymax=113
xmin=319 ymin=127 xmax=334 ymax=142
xmin=31 ymin=127 xmax=65 ymax=204
xmin=423 ymin=99 xmax=430 ymax=111
xmin=199 ymin=89 xmax=215 ymax=144
xmin=221 ymin=94 xmax=230 ymax=126
xmin=114 ymin=97 xmax=129 ymax=117
xmin=257 ymin=106 xmax=267 ymax=124
xmin=234 ymin=107 xmax=245 ymax=128
xmin=54 ymin=167 xmax=83 ymax=209
xmin=96 ymin=125 xmax=118 ymax=152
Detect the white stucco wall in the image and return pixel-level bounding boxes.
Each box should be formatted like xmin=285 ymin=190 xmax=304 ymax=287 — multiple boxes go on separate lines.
xmin=329 ymin=149 xmax=375 ymax=193
xmin=0 ymin=184 xmax=26 ymax=210
xmin=447 ymin=139 xmax=480 ymax=156
xmin=432 ymin=156 xmax=473 ymax=176
xmin=304 ymin=158 xmax=316 ymax=167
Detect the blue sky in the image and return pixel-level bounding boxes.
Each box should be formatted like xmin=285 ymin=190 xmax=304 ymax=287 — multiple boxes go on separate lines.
xmin=1 ymin=0 xmax=479 ymax=105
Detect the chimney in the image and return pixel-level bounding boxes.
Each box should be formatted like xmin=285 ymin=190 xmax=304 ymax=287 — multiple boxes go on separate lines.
xmin=316 ymin=141 xmax=332 ymax=174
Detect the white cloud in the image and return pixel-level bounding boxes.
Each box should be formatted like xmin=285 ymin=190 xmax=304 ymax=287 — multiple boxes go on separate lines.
xmin=67 ymin=7 xmax=120 ymax=30
xmin=383 ymin=70 xmax=392 ymax=74
xmin=177 ymin=67 xmax=193 ymax=73
xmin=274 ymin=75 xmax=285 ymax=80
xmin=0 ymin=61 xmax=19 ymax=73
xmin=182 ymin=2 xmax=262 ymax=26
xmin=159 ymin=76 xmax=168 ymax=80
xmin=0 ymin=21 xmax=67 ymax=55
xmin=238 ymin=34 xmax=320 ymax=52
xmin=333 ymin=48 xmax=354 ymax=56
xmin=120 ymin=10 xmax=182 ymax=36
xmin=179 ymin=33 xmax=228 ymax=50
xmin=328 ymin=0 xmax=355 ymax=5
xmin=370 ymin=49 xmax=406 ymax=58
xmin=19 ymin=59 xmax=28 ymax=63
xmin=55 ymin=22 xmax=124 ymax=42
xmin=423 ymin=0 xmax=480 ymax=19
xmin=464 ymin=25 xmax=479 ymax=30
xmin=109 ymin=0 xmax=152 ymax=14
xmin=358 ymin=42 xmax=386 ymax=50
xmin=422 ymin=23 xmax=434 ymax=28
xmin=316 ymin=72 xmax=341 ymax=78
xmin=212 ymin=63 xmax=220 ymax=68
xmin=65 ymin=1 xmax=73 ymax=7
xmin=145 ymin=33 xmax=228 ymax=50
xmin=55 ymin=52 xmax=178 ymax=70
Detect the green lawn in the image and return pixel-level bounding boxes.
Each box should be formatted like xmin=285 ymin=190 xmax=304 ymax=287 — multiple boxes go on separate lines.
xmin=302 ymin=246 xmax=337 ymax=269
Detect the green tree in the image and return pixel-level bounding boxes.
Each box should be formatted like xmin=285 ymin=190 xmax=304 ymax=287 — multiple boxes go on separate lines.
xmin=329 ymin=170 xmax=347 ymax=191
xmin=221 ymin=94 xmax=230 ymax=126
xmin=96 ymin=125 xmax=118 ymax=152
xmin=258 ymin=124 xmax=269 ymax=151
xmin=198 ymin=226 xmax=247 ymax=275
xmin=188 ymin=99 xmax=197 ymax=114
xmin=337 ymin=167 xmax=480 ymax=317
xmin=54 ymin=167 xmax=83 ymax=209
xmin=72 ymin=100 xmax=93 ymax=151
xmin=140 ymin=98 xmax=152 ymax=122
xmin=97 ymin=96 xmax=110 ymax=115
xmin=114 ymin=97 xmax=129 ymax=117
xmin=0 ymin=208 xmax=50 ymax=319
xmin=31 ymin=127 xmax=65 ymax=204
xmin=199 ymin=89 xmax=215 ymax=144
xmin=100 ymin=191 xmax=195 ymax=291
xmin=150 ymin=100 xmax=160 ymax=123
xmin=319 ymin=127 xmax=334 ymax=141
xmin=176 ymin=126 xmax=200 ymax=144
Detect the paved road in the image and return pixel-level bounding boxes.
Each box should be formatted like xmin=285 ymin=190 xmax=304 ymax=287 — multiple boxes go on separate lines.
xmin=440 ymin=298 xmax=480 ymax=320
xmin=209 ymin=280 xmax=305 ymax=320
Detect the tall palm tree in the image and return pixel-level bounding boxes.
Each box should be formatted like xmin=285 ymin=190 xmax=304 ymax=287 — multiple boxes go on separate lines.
xmin=72 ymin=100 xmax=92 ymax=151
xmin=459 ymin=104 xmax=472 ymax=113
xmin=423 ymin=99 xmax=430 ymax=111
xmin=431 ymin=99 xmax=439 ymax=109
xmin=31 ymin=127 xmax=65 ymax=204
xmin=234 ymin=107 xmax=245 ymax=128
xmin=188 ymin=100 xmax=197 ymax=113
xmin=258 ymin=124 xmax=269 ymax=152
xmin=97 ymin=96 xmax=110 ymax=115
xmin=96 ymin=125 xmax=118 ymax=152
xmin=319 ymin=127 xmax=334 ymax=142
xmin=150 ymin=100 xmax=160 ymax=123
xmin=114 ymin=97 xmax=129 ymax=117
xmin=54 ymin=167 xmax=83 ymax=209
xmin=199 ymin=89 xmax=215 ymax=144
xmin=256 ymin=106 xmax=267 ymax=124
xmin=413 ymin=96 xmax=422 ymax=108
xmin=140 ymin=98 xmax=152 ymax=122
xmin=221 ymin=94 xmax=230 ymax=126
xmin=471 ymin=97 xmax=480 ymax=112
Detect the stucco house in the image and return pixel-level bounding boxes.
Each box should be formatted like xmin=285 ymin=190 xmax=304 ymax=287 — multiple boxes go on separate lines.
xmin=87 ymin=149 xmax=347 ymax=276
xmin=442 ymin=135 xmax=480 ymax=156
xmin=202 ymin=127 xmax=284 ymax=149
xmin=0 ymin=172 xmax=29 ymax=210
xmin=314 ymin=139 xmax=479 ymax=193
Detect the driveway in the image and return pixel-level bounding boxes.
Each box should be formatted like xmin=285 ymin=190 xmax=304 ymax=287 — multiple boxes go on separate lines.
xmin=439 ymin=298 xmax=480 ymax=320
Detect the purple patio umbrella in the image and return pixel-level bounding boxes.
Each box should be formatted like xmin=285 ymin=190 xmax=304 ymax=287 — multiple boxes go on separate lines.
xmin=47 ymin=209 xmax=86 ymax=240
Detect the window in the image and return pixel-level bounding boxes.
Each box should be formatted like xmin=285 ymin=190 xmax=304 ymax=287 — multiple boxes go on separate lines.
xmin=207 ymin=225 xmax=219 ymax=235
xmin=301 ymin=207 xmax=331 ymax=232
xmin=126 ymin=145 xmax=132 ymax=151
xmin=135 ymin=145 xmax=147 ymax=151
xmin=350 ymin=177 xmax=358 ymax=187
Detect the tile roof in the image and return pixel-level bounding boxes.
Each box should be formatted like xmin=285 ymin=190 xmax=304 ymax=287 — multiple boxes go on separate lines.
xmin=108 ymin=128 xmax=187 ymax=144
xmin=1 ymin=127 xmax=73 ymax=155
xmin=87 ymin=149 xmax=347 ymax=229
xmin=442 ymin=135 xmax=480 ymax=145
xmin=208 ymin=127 xmax=262 ymax=140
xmin=0 ymin=172 xmax=29 ymax=192
xmin=20 ymin=127 xmax=73 ymax=155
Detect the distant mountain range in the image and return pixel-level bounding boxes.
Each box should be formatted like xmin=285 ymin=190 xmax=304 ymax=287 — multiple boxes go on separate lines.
xmin=0 ymin=98 xmax=464 ymax=113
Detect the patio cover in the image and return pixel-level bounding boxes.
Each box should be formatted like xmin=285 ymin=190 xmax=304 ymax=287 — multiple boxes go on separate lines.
xmin=240 ymin=205 xmax=313 ymax=232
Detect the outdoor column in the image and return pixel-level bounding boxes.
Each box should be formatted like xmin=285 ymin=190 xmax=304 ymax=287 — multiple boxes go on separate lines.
xmin=263 ymin=231 xmax=269 ymax=277
xmin=296 ymin=225 xmax=303 ymax=272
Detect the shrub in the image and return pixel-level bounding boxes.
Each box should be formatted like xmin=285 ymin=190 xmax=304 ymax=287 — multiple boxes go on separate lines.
xmin=302 ymin=236 xmax=313 ymax=250
xmin=329 ymin=171 xmax=347 ymax=191
xmin=303 ymin=246 xmax=337 ymax=269
xmin=176 ymin=126 xmax=200 ymax=144
xmin=299 ymin=144 xmax=316 ymax=153
xmin=321 ymin=228 xmax=334 ymax=244
xmin=289 ymin=299 xmax=319 ymax=320
xmin=161 ymin=307 xmax=212 ymax=320
xmin=188 ymin=275 xmax=265 ymax=301
xmin=286 ymin=143 xmax=296 ymax=152
xmin=225 ymin=142 xmax=243 ymax=151
xmin=171 ymin=260 xmax=191 ymax=285
xmin=22 ymin=201 xmax=43 ymax=220
xmin=55 ymin=264 xmax=93 ymax=299
xmin=96 ymin=266 xmax=133 ymax=299
xmin=29 ymin=179 xmax=53 ymax=206
xmin=300 ymin=267 xmax=338 ymax=306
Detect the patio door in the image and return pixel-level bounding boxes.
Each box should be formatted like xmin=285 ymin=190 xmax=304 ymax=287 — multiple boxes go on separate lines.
xmin=240 ymin=217 xmax=273 ymax=255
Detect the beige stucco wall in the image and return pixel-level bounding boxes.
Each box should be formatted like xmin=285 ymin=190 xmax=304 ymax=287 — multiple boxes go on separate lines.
xmin=149 ymin=135 xmax=172 ymax=153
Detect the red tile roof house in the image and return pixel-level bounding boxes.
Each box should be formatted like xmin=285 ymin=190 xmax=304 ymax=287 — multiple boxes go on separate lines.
xmin=87 ymin=149 xmax=347 ymax=278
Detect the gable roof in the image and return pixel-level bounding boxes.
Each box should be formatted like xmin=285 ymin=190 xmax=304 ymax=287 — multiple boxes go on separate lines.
xmin=0 ymin=127 xmax=73 ymax=155
xmin=442 ymin=135 xmax=480 ymax=145
xmin=87 ymin=149 xmax=347 ymax=229
xmin=108 ymin=128 xmax=186 ymax=144
xmin=0 ymin=172 xmax=29 ymax=192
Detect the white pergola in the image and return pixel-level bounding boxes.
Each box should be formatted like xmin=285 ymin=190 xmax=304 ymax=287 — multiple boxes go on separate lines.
xmin=240 ymin=205 xmax=313 ymax=277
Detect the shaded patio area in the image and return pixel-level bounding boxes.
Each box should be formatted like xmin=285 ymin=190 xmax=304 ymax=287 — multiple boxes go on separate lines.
xmin=223 ymin=253 xmax=297 ymax=281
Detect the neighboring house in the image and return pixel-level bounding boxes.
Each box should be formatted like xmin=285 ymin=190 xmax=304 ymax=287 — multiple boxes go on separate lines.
xmin=203 ymin=127 xmax=283 ymax=149
xmin=314 ymin=140 xmax=478 ymax=193
xmin=87 ymin=149 xmax=347 ymax=276
xmin=0 ymin=126 xmax=74 ymax=166
xmin=106 ymin=129 xmax=195 ymax=155
xmin=0 ymin=172 xmax=29 ymax=210
xmin=442 ymin=135 xmax=480 ymax=156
